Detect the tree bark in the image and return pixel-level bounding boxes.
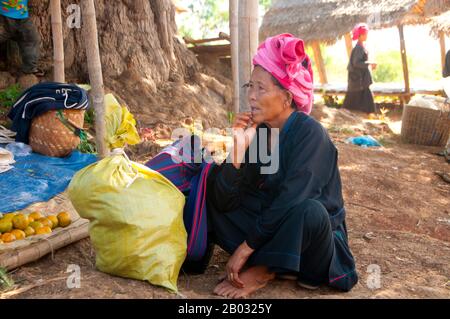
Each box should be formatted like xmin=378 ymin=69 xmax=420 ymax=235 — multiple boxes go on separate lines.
xmin=27 ymin=0 xmax=196 ymax=87
xmin=81 ymin=0 xmax=107 ymax=158
xmin=238 ymin=0 xmax=259 ymax=112
xmin=5 ymin=0 xmax=229 ymax=132
xmin=50 ymin=0 xmax=65 ymax=82
xmin=229 ymin=0 xmax=239 ymax=114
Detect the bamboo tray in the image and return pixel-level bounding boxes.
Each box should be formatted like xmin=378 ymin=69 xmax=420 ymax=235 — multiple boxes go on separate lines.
xmin=0 ymin=193 xmax=89 ymax=270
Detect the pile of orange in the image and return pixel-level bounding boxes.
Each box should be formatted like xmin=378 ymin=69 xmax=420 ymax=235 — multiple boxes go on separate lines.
xmin=0 ymin=211 xmax=72 ymax=244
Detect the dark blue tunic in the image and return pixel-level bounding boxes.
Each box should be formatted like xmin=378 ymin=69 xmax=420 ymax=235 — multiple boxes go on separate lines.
xmin=206 ymin=111 xmax=358 ymax=291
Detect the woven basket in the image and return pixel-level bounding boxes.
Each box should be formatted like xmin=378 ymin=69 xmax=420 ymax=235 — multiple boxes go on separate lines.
xmin=401 ymin=101 xmax=450 ymax=147
xmin=29 ymin=109 xmax=85 ymax=157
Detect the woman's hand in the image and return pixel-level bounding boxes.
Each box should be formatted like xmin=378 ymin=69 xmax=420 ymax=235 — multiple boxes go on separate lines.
xmin=371 ymin=63 xmax=377 ymax=70
xmin=232 ymin=112 xmax=255 ymax=130
xmin=226 ymin=241 xmax=255 ymax=288
xmin=231 ymin=112 xmax=258 ymax=169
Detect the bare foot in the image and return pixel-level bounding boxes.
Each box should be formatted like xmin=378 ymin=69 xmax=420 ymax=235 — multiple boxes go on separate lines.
xmin=213 ymin=266 xmax=275 ymax=299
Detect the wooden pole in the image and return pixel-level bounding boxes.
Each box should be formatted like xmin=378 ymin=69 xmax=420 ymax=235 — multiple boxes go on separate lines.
xmin=398 ymin=25 xmax=410 ymax=99
xmin=311 ymin=41 xmax=328 ymax=85
xmin=439 ymin=31 xmax=446 ymax=73
xmin=50 ymin=0 xmax=65 ymax=82
xmin=230 ymin=0 xmax=239 ymax=114
xmin=344 ymin=33 xmax=353 ymax=59
xmin=81 ymin=0 xmax=108 ymax=158
xmin=238 ymin=0 xmax=259 ymax=112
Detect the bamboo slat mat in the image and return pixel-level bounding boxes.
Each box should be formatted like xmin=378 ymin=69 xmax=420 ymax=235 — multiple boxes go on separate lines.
xmin=0 ymin=193 xmax=89 ymax=270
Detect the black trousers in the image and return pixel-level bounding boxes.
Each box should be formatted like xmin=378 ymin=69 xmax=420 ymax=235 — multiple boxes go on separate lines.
xmin=207 ymin=199 xmax=334 ymax=285
xmin=0 ymin=16 xmax=40 ymax=73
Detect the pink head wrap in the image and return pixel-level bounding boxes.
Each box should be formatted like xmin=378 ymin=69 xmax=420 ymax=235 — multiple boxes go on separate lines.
xmin=252 ymin=33 xmax=314 ymax=115
xmin=352 ymin=23 xmax=369 ymax=41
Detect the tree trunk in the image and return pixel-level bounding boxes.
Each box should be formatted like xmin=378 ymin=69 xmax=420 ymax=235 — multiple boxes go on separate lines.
xmin=28 ymin=0 xmax=193 ymax=85
xmin=81 ymin=0 xmax=107 ymax=158
xmin=229 ymin=0 xmax=239 ymax=114
xmin=50 ymin=0 xmax=65 ymax=82
xmin=19 ymin=0 xmax=229 ymax=131
xmin=238 ymin=0 xmax=259 ymax=113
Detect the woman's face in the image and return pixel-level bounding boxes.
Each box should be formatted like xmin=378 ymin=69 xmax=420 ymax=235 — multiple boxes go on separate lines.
xmin=247 ymin=66 xmax=291 ymax=127
xmin=359 ymin=32 xmax=368 ymax=42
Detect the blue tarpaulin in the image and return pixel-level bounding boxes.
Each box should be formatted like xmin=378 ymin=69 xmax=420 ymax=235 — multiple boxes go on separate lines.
xmin=346 ymin=135 xmax=382 ymax=147
xmin=0 ymin=150 xmax=97 ymax=213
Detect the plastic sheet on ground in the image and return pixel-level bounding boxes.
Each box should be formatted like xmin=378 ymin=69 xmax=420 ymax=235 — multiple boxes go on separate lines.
xmin=346 ymin=135 xmax=382 ymax=147
xmin=0 ymin=149 xmax=97 ymax=213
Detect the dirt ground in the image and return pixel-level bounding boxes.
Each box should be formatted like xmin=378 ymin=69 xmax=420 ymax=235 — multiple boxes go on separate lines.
xmin=1 ymin=104 xmax=449 ymax=299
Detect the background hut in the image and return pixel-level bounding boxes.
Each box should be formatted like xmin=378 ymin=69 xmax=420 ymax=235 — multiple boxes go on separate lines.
xmin=430 ymin=11 xmax=450 ymax=71
xmin=430 ymin=10 xmax=450 ymax=36
xmin=260 ymin=0 xmax=450 ymax=102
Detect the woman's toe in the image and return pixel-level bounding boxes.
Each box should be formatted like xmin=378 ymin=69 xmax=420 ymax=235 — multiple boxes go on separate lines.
xmin=213 ymin=281 xmax=227 ymax=295
xmin=224 ymin=286 xmax=238 ymax=298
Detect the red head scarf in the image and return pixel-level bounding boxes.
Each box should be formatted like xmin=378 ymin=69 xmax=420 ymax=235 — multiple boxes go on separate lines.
xmin=352 ymin=23 xmax=369 ymax=41
xmin=252 ymin=33 xmax=314 ymax=115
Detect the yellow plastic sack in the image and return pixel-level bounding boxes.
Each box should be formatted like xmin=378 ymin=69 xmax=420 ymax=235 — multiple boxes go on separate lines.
xmin=68 ymin=94 xmax=187 ymax=292
xmin=104 ymin=94 xmax=141 ymax=149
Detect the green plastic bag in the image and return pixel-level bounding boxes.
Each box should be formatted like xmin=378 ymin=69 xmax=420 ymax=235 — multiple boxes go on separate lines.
xmin=68 ymin=94 xmax=187 ymax=292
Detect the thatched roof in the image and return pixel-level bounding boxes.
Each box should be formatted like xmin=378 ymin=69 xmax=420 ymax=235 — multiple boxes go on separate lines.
xmin=259 ymin=0 xmax=450 ymax=44
xmin=430 ymin=10 xmax=450 ymax=37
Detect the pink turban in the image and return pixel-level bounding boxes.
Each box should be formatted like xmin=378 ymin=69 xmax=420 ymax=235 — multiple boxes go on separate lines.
xmin=352 ymin=23 xmax=369 ymax=40
xmin=252 ymin=33 xmax=314 ymax=115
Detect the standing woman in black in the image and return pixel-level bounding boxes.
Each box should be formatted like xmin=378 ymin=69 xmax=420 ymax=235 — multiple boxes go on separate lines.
xmin=343 ymin=23 xmax=377 ymax=113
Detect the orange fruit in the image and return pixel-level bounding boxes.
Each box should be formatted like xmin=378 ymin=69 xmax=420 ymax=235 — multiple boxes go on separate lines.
xmin=29 ymin=221 xmax=44 ymax=231
xmin=1 ymin=233 xmax=16 ymax=243
xmin=0 ymin=219 xmax=13 ymax=233
xmin=29 ymin=212 xmax=43 ymax=220
xmin=12 ymin=214 xmax=29 ymax=230
xmin=2 ymin=213 xmax=16 ymax=222
xmin=11 ymin=229 xmax=26 ymax=240
xmin=28 ymin=216 xmax=35 ymax=223
xmin=57 ymin=212 xmax=71 ymax=228
xmin=24 ymin=226 xmax=35 ymax=237
xmin=38 ymin=218 xmax=53 ymax=228
xmin=35 ymin=226 xmax=52 ymax=235
xmin=47 ymin=215 xmax=58 ymax=229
